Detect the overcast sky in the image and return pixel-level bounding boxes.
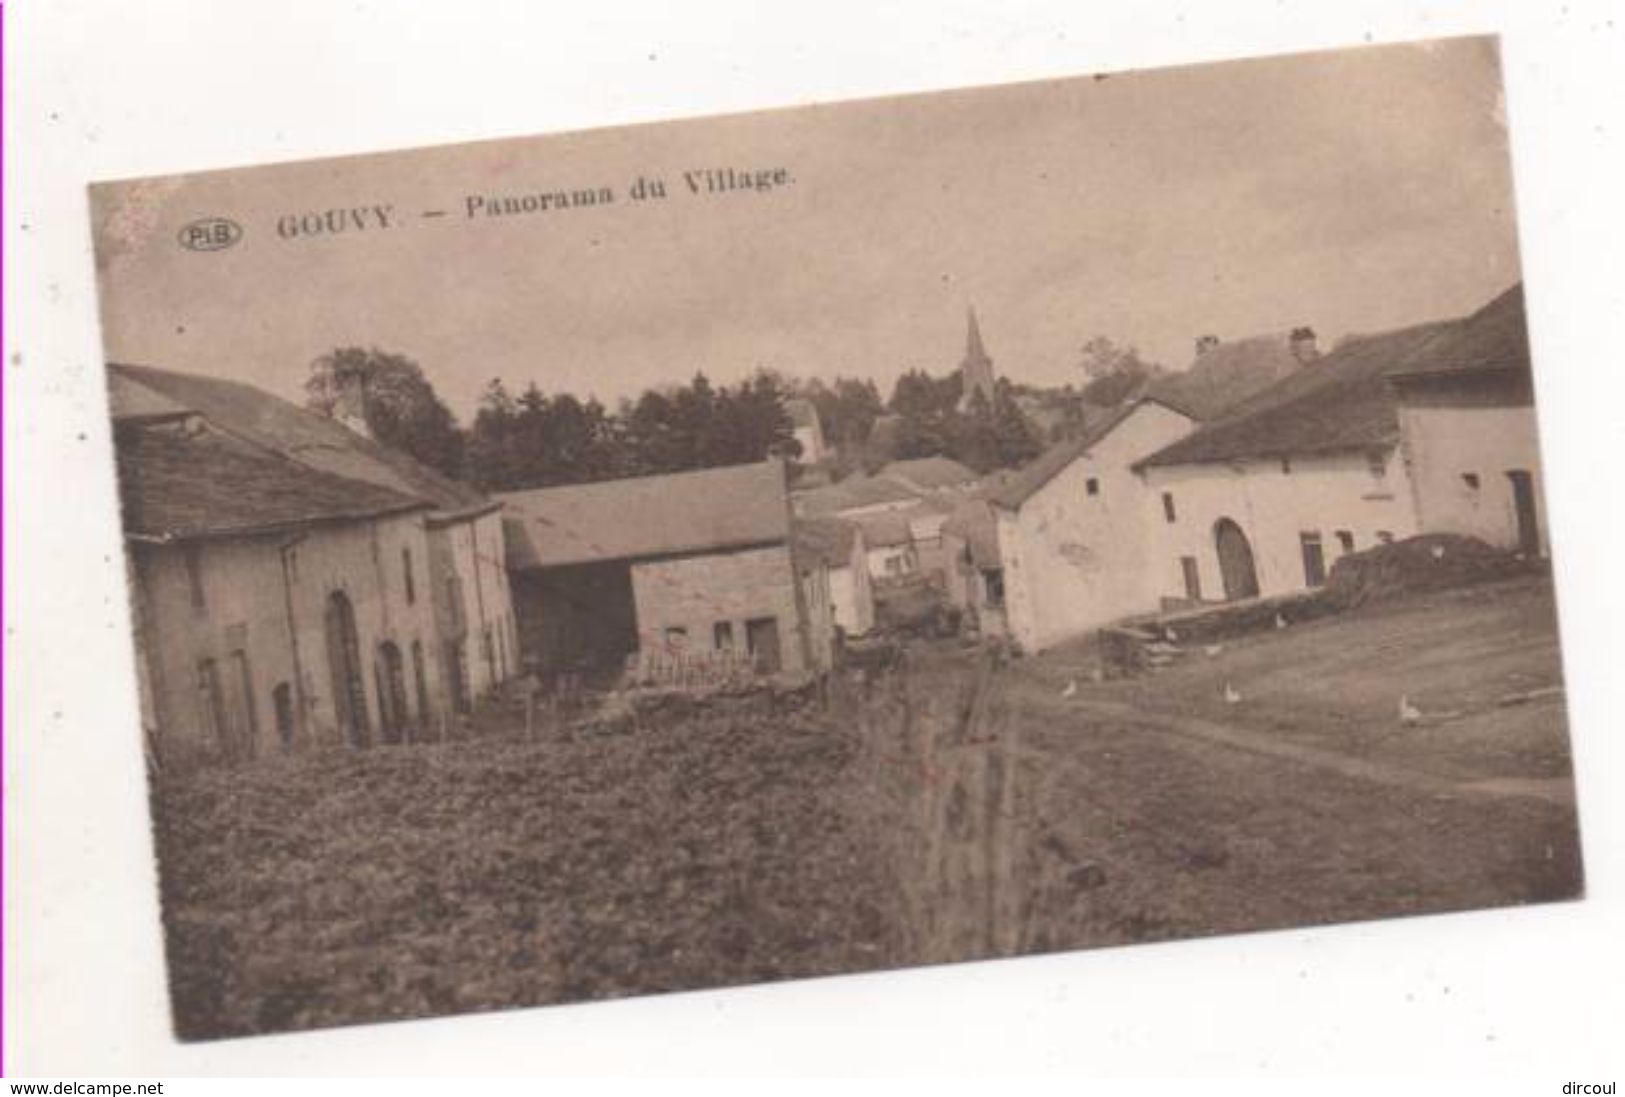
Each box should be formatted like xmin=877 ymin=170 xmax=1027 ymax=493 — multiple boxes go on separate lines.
xmin=91 ymin=35 xmax=1520 ymax=420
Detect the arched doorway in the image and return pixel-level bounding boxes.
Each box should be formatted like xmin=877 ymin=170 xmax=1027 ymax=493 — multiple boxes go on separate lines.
xmin=325 ymin=590 xmax=370 ymax=747
xmin=377 ymin=641 xmax=409 ymax=745
xmin=1213 ymin=518 xmax=1260 ymax=601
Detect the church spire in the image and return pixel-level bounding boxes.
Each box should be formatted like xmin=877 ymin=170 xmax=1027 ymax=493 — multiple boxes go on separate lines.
xmin=964 ymin=306 xmax=990 ymax=368
xmin=959 ymin=306 xmax=997 ymax=411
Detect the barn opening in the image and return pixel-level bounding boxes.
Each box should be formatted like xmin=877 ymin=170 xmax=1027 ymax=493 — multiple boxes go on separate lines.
xmin=510 ymin=561 xmax=639 ymax=686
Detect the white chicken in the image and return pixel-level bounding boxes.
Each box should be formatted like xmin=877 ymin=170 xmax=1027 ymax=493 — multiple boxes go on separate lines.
xmin=1223 ymin=682 xmax=1242 ymax=705
xmin=1204 ymin=643 xmax=1224 ymax=657
xmin=1061 ymin=678 xmax=1078 ymax=699
xmin=1274 ymin=612 xmax=1289 ymax=630
xmin=1165 ymin=627 xmax=1179 ymax=643
xmin=1399 ymin=694 xmax=1423 ymax=725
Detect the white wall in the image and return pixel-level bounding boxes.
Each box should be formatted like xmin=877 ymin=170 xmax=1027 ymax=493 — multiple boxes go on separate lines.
xmin=1398 ymin=402 xmax=1550 ymax=557
xmin=998 ymin=402 xmax=1195 ymax=651
xmin=1144 ymin=448 xmax=1419 ymax=603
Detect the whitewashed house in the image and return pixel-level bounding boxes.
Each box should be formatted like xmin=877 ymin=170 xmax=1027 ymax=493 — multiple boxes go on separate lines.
xmin=987 ymin=397 xmax=1199 ymax=652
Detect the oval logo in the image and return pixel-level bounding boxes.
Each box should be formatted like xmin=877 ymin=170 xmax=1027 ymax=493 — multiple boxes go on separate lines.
xmin=178 ymin=218 xmax=243 ymax=252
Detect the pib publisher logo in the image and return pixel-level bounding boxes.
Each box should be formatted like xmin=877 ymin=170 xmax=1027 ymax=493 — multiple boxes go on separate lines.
xmin=178 ymin=217 xmax=242 ymax=252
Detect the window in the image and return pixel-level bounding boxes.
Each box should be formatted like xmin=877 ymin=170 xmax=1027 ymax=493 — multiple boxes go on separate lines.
xmin=1180 ymin=556 xmax=1202 ymax=601
xmin=1336 ymin=530 xmax=1355 ymax=554
xmin=1300 ymin=531 xmax=1327 ymax=587
xmin=183 ymin=544 xmax=206 ymax=611
xmin=1367 ymin=451 xmax=1389 ymax=480
xmin=714 ymin=621 xmax=735 ymax=650
xmin=402 ymin=547 xmax=416 ymax=605
xmin=664 ymin=626 xmax=689 ymax=648
xmin=1085 ymin=477 xmax=1100 ymax=497
xmin=1161 ymin=492 xmax=1177 ymax=523
xmin=1462 ymin=472 xmax=1481 ymax=491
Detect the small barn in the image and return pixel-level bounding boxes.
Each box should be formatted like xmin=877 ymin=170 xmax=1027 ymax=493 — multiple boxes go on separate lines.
xmin=500 ymin=460 xmax=821 ymax=686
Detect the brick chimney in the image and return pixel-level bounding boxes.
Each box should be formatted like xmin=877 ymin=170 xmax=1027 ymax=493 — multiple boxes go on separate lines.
xmin=332 ymin=370 xmax=373 ymax=438
xmin=1289 ymin=326 xmax=1319 ymax=366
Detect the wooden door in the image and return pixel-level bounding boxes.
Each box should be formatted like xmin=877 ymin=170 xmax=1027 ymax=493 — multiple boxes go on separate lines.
xmin=1214 ymin=518 xmax=1260 ymax=601
xmin=746 ymin=617 xmax=782 ymax=674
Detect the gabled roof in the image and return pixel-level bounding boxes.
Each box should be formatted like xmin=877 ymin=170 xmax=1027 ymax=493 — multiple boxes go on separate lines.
xmin=108 ymin=363 xmax=492 ymax=518
xmin=116 ymin=419 xmax=429 ymax=542
xmin=989 ymin=396 xmax=1193 ymax=510
xmin=500 ymin=460 xmax=790 ymax=570
xmin=1135 ymin=308 xmax=1470 ymax=469
xmin=878 ymin=455 xmax=979 ymax=492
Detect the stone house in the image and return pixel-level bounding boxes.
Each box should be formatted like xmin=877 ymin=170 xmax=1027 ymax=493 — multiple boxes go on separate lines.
xmin=111 ymin=364 xmax=519 ymax=713
xmin=110 ymin=371 xmax=458 ymax=765
xmin=501 ymin=460 xmax=829 ymax=684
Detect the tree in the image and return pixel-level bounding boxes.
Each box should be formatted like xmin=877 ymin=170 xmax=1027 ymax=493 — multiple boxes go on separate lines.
xmin=1075 ymin=336 xmax=1162 ymax=407
xmin=306 ymin=347 xmax=465 ymax=478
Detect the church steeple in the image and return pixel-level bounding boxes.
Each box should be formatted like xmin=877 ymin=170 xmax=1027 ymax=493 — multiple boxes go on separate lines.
xmin=959 ymin=306 xmax=997 ymax=411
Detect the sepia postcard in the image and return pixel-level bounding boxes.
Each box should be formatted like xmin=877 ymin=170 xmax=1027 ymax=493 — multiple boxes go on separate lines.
xmin=87 ymin=34 xmax=1582 ymax=1042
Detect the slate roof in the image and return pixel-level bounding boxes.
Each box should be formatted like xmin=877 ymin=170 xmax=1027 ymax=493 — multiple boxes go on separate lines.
xmin=878 ymin=455 xmax=979 ymax=492
xmin=500 ymin=460 xmax=790 ymax=570
xmin=1135 ymin=312 xmax=1467 ymax=469
xmin=108 ymin=363 xmax=492 ymax=518
xmin=116 ymin=419 xmax=429 ymax=542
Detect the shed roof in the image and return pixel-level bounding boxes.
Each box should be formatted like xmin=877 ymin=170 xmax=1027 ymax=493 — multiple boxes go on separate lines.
xmin=116 ymin=419 xmax=428 ymax=542
xmin=500 ymin=460 xmax=790 ymax=570
xmin=108 ymin=363 xmax=492 ymax=517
